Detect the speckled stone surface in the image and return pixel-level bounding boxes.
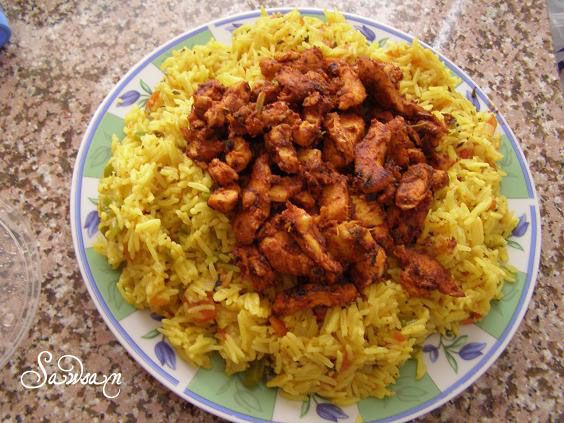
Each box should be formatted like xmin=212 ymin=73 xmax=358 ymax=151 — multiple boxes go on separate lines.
xmin=0 ymin=0 xmax=561 ymax=421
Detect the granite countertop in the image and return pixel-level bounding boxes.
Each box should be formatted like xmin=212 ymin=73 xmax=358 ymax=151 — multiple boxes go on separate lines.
xmin=0 ymin=0 xmax=561 ymax=421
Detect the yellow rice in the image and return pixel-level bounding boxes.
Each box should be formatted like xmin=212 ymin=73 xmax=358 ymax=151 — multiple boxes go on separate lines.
xmin=95 ymin=10 xmax=517 ymax=404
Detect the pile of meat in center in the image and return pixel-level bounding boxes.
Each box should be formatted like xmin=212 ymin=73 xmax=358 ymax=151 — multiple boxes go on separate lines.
xmin=182 ymin=48 xmax=464 ymax=318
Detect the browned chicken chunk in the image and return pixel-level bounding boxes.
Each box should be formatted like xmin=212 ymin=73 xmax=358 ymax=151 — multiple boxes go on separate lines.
xmin=324 ymin=221 xmax=376 ymax=263
xmin=319 ymin=176 xmax=350 ymax=223
xmin=351 ymin=195 xmax=386 ymax=227
xmin=225 ymin=136 xmax=253 ymax=172
xmin=207 ymin=159 xmax=239 ymax=186
xmin=326 ymin=60 xmax=367 ymax=110
xmin=395 ymin=163 xmax=433 ymax=210
xmin=356 ymin=57 xmax=406 ymax=113
xmin=184 ymin=134 xmax=226 ymax=162
xmin=259 ymin=230 xmax=317 ymax=277
xmin=222 ymin=81 xmax=251 ymax=113
xmin=207 ymin=185 xmax=240 ymax=213
xmin=292 ymin=120 xmax=321 ymax=147
xmin=276 ymin=67 xmax=332 ymax=103
xmin=354 ymin=119 xmax=394 ymax=193
xmin=280 ymin=203 xmax=342 ymax=274
xmin=395 ymin=163 xmax=450 ymax=210
xmin=272 ymin=283 xmax=358 ymax=316
xmin=299 ymin=148 xmax=339 ymax=191
xmin=351 ymin=246 xmax=387 ymax=289
xmin=194 ymin=79 xmax=224 ymax=101
xmin=269 ymin=176 xmax=304 ymax=202
xmin=232 ymin=154 xmax=271 ymax=244
xmin=394 ymin=245 xmax=464 ymax=297
xmin=323 ymin=113 xmax=366 ymax=169
xmin=388 ymin=192 xmax=432 ymax=245
xmin=265 ymin=124 xmax=300 ymax=174
xmin=292 ymin=191 xmax=317 ymax=212
xmin=351 ymin=195 xmax=394 ymax=251
xmin=234 ymin=246 xmax=275 ymax=292
xmin=251 ymin=80 xmax=281 ymax=104
xmin=245 ymin=101 xmax=300 ymax=137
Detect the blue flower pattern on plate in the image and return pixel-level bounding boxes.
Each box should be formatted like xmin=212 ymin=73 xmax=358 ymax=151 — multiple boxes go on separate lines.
xmin=507 ymin=213 xmax=529 ymax=251
xmin=316 ymin=402 xmax=348 ymax=422
xmin=355 ymin=24 xmax=376 ymax=42
xmin=84 ymin=210 xmax=100 ymax=238
xmin=155 ymin=336 xmax=176 ymax=370
xmin=512 ymin=214 xmax=529 ymax=237
xmin=117 ymin=90 xmax=141 ymax=107
xmin=423 ymin=334 xmax=486 ymax=373
xmin=116 ymin=79 xmax=152 ymax=108
xmin=300 ymin=394 xmax=348 ymax=421
xmin=226 ymin=22 xmax=242 ymax=32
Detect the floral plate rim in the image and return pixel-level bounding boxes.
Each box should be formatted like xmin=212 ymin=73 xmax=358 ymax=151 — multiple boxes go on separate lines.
xmin=70 ymin=7 xmax=541 ymax=423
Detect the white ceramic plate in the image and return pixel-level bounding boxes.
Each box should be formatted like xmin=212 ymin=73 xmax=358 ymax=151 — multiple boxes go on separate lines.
xmin=70 ymin=8 xmax=541 ymax=422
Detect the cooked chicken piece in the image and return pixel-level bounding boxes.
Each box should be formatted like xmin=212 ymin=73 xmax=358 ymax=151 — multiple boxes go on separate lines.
xmin=431 ymin=168 xmax=449 ymax=190
xmin=395 ymin=164 xmax=449 ymax=210
xmin=226 ymin=103 xmax=253 ymax=136
xmin=354 ymin=119 xmax=394 ymax=193
xmin=319 ymin=176 xmax=350 ymax=223
xmin=409 ymin=118 xmax=448 ymax=154
xmin=326 ymin=60 xmax=367 ymax=110
xmin=388 ymin=193 xmax=432 ymax=245
xmin=201 ymin=97 xmax=227 ymax=128
xmin=259 ymin=230 xmax=317 ymax=276
xmin=395 ymin=163 xmax=433 ymax=210
xmin=184 ymin=136 xmax=226 ymax=163
xmin=269 ymin=176 xmax=303 ymax=202
xmin=232 ymin=154 xmax=271 ymax=244
xmin=299 ymin=148 xmax=339 ymax=192
xmin=323 ymin=113 xmax=366 ymax=169
xmin=351 ymin=195 xmax=386 ymax=227
xmin=302 ymin=91 xmax=336 ymax=128
xmin=194 ymin=79 xmax=225 ymax=101
xmin=324 ymin=221 xmax=376 ymax=263
xmin=378 ymin=183 xmax=398 ymax=206
xmin=192 ymin=95 xmax=213 ymax=118
xmin=350 ymin=195 xmax=394 ymax=250
xmin=356 ymin=57 xmax=406 ymax=113
xmin=263 ymin=102 xmax=301 ymax=126
xmin=369 ymin=224 xmax=394 ymax=253
xmin=260 ymin=58 xmax=284 ymax=79
xmin=280 ymin=203 xmax=342 ymax=274
xmin=292 ymin=120 xmax=321 ymax=147
xmin=386 ymin=116 xmax=416 ymax=168
xmin=276 ymin=67 xmax=331 ymax=103
xmin=225 ymin=136 xmax=253 ymax=172
xmin=394 ymin=245 xmax=464 ymax=297
xmin=351 ymin=246 xmax=387 ymax=289
xmin=244 ymin=101 xmax=300 ymax=137
xmin=262 ymin=48 xmax=325 ymax=77
xmin=265 ymin=124 xmax=300 ymax=174
xmin=234 ymin=246 xmax=275 ymax=292
xmin=407 ymin=148 xmax=427 ymax=164
xmin=207 ymin=185 xmax=240 ymax=213
xmin=207 ymin=159 xmax=239 ymax=186
xmin=272 ymin=283 xmax=358 ymax=316
xmin=292 ymin=191 xmax=317 ymax=212
xmin=222 ymin=81 xmax=251 ymax=113
xmin=290 ymin=47 xmax=326 ymax=73
xmin=251 ymin=80 xmax=281 ymax=104
xmin=369 ymin=109 xmax=395 ymax=123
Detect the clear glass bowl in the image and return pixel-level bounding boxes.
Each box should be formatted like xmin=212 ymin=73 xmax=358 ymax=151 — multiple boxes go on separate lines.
xmin=0 ymin=200 xmax=41 ymax=368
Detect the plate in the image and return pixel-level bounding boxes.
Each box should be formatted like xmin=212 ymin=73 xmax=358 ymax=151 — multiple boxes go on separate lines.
xmin=70 ymin=8 xmax=541 ymax=423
